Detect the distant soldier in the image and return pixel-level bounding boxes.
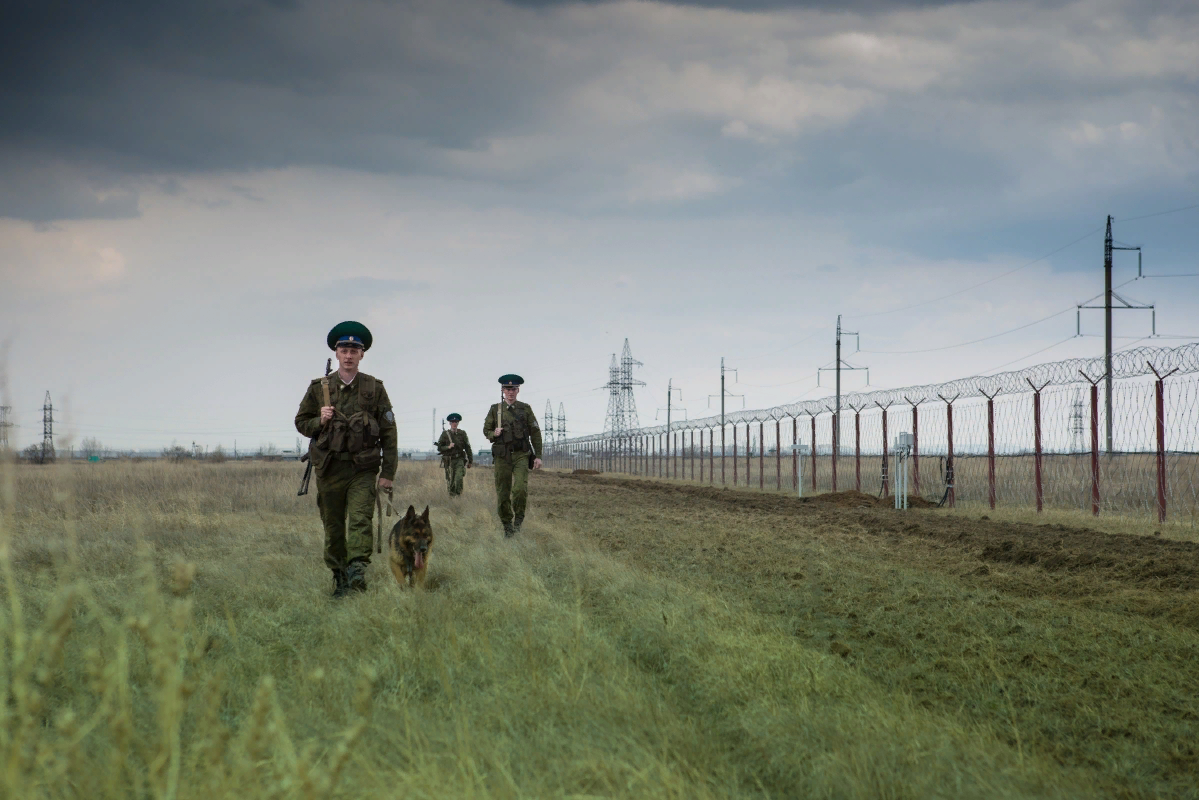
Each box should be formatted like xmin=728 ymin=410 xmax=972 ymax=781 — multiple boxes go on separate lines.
xmin=295 ymin=321 xmax=397 ymax=597
xmin=484 ymin=374 xmax=542 ymax=536
xmin=436 ymin=413 xmax=473 ymax=497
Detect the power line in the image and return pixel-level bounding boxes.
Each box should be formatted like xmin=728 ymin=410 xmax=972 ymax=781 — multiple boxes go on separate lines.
xmin=845 ymin=226 xmax=1103 ymax=320
xmin=860 ymin=307 xmax=1075 ymax=355
xmin=736 ymin=371 xmax=818 ymax=389
xmin=980 ymin=335 xmax=1079 ymax=375
xmin=1118 ymin=201 xmax=1199 ymax=224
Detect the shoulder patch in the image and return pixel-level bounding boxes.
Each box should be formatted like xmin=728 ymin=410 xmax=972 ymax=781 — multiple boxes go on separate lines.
xmin=384 ymin=410 xmax=394 ymax=424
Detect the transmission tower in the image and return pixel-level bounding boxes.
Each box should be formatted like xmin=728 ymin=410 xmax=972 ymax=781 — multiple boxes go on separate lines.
xmin=0 ymin=405 xmax=11 ymax=451
xmin=41 ymin=391 xmax=54 ymax=464
xmin=557 ymin=402 xmax=566 ymax=446
xmin=544 ymin=400 xmax=555 ymax=453
xmin=602 ymin=339 xmax=644 ymax=440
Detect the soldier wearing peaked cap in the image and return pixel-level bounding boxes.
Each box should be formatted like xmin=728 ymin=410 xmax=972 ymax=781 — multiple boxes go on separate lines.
xmin=484 ymin=374 xmax=542 ymax=537
xmin=436 ymin=413 xmax=473 ymax=497
xmin=295 ymin=321 xmax=398 ymax=597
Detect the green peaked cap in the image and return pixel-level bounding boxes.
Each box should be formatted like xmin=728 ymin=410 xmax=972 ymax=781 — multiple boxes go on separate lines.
xmin=327 ymin=321 xmax=373 ymax=351
xmin=498 ymin=374 xmax=524 ymax=387
xmin=446 ymin=413 xmax=462 ymax=422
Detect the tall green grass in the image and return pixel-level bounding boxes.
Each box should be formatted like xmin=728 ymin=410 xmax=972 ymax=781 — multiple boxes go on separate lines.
xmin=2 ymin=460 xmax=1076 ymax=798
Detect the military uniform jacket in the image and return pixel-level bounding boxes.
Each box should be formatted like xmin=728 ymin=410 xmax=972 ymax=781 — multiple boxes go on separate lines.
xmin=483 ymin=400 xmax=542 ymax=457
xmin=294 ymin=371 xmax=399 ymax=480
xmin=437 ymin=428 xmax=473 ymax=464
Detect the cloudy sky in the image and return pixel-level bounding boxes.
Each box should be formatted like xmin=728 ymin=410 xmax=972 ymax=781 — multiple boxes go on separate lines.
xmin=1 ymin=0 xmax=1197 ymax=453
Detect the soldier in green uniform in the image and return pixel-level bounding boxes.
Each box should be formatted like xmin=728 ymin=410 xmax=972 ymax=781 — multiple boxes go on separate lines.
xmin=483 ymin=374 xmax=542 ymax=537
xmin=436 ymin=413 xmax=473 ymax=496
xmin=295 ymin=321 xmax=398 ymax=597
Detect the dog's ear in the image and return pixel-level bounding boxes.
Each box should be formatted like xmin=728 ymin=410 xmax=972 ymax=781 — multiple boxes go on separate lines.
xmin=421 ymin=506 xmax=430 ymax=521
xmin=405 ymin=505 xmax=416 ymax=520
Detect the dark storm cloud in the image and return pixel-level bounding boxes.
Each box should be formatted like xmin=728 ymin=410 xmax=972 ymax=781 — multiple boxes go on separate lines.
xmin=503 ymin=0 xmax=988 ymax=9
xmin=1 ymin=0 xmax=1196 ymax=228
xmin=0 ymin=0 xmax=572 ymax=219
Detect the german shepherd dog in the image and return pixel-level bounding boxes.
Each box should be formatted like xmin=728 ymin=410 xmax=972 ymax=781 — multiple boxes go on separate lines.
xmin=389 ymin=505 xmax=433 ymax=588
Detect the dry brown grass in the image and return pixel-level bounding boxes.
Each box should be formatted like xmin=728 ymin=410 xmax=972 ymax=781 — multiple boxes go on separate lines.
xmin=4 ymin=459 xmax=1156 ymax=797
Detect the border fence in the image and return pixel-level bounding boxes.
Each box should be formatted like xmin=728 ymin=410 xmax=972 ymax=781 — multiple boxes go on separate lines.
xmin=545 ymin=343 xmax=1199 ymax=527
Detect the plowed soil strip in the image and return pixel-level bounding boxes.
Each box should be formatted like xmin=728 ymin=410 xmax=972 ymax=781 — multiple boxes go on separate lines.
xmin=547 ymin=474 xmax=1199 ymax=595
xmin=535 ymin=472 xmax=1199 ymax=799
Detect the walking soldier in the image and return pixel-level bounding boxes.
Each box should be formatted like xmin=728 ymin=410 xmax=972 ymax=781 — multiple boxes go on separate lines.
xmin=295 ymin=321 xmax=398 ymax=597
xmin=483 ymin=374 xmax=542 ymax=537
xmin=436 ymin=413 xmax=473 ymax=496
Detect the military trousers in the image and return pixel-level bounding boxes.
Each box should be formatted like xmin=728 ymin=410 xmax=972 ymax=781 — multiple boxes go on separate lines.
xmin=444 ymin=459 xmax=467 ymax=496
xmin=315 ymin=459 xmax=377 ymax=570
xmin=492 ymin=452 xmax=530 ymax=524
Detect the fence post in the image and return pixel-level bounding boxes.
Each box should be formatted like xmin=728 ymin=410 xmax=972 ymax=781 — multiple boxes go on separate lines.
xmin=721 ymin=424 xmax=726 ymax=485
xmin=937 ymin=393 xmax=960 ymax=508
xmin=1148 ymin=362 xmax=1179 ymax=524
xmin=738 ymin=422 xmax=748 ymax=491
xmin=905 ymin=397 xmax=923 ymax=497
xmin=671 ymin=432 xmax=676 ymax=480
xmin=733 ymin=425 xmax=738 ymax=486
xmin=853 ymin=407 xmax=861 ymax=493
xmin=981 ymin=390 xmax=999 ymax=510
xmin=830 ymin=409 xmax=838 ymax=492
xmin=877 ymin=402 xmax=891 ymax=497
xmin=1079 ymin=373 xmax=1101 ymax=516
xmin=792 ymin=417 xmax=798 ymax=491
xmin=776 ymin=419 xmax=782 ymax=491
xmin=710 ymin=427 xmax=715 ymax=485
xmin=759 ymin=421 xmax=765 ymax=490
xmin=810 ymin=413 xmax=817 ymax=492
xmin=692 ymin=430 xmax=697 ymax=482
xmin=1027 ymin=379 xmax=1049 ymax=513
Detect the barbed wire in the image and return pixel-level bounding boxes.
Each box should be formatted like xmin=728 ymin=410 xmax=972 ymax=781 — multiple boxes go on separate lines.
xmin=560 ymin=341 xmax=1199 ymax=443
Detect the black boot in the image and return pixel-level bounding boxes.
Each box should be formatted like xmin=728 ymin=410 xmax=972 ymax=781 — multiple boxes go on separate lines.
xmin=346 ymin=559 xmax=368 ymax=593
xmin=513 ymin=515 xmax=524 ymax=533
xmin=331 ymin=568 xmax=349 ymax=598
xmin=503 ymin=521 xmax=515 ymax=538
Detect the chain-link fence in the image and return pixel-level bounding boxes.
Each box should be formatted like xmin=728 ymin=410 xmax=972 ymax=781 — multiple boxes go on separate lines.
xmin=544 ymin=343 xmax=1199 ymax=527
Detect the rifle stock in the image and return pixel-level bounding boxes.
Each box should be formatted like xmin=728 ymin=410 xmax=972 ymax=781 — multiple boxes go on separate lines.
xmin=298 ymin=358 xmax=334 ymax=496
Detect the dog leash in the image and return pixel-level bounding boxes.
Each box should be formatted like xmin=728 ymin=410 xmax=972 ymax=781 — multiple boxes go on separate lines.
xmin=375 ymin=486 xmax=395 ymax=554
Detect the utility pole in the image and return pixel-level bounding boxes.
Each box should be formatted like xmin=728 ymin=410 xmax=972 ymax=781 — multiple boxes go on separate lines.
xmin=835 ymin=315 xmax=861 ymax=422
xmin=818 ymin=317 xmax=866 ymax=458
xmin=41 ymin=391 xmax=54 ymax=464
xmin=1104 ymin=215 xmax=1113 ymax=454
xmin=0 ymin=405 xmax=11 ymax=452
xmin=708 ymin=358 xmax=744 ymax=464
xmin=656 ymin=380 xmax=685 ymax=432
xmin=1079 ymin=216 xmax=1148 ymax=454
xmin=708 ymin=358 xmax=745 ymax=429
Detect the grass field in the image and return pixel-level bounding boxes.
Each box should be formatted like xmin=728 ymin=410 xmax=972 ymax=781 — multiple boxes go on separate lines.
xmin=2 ymin=460 xmax=1197 ymax=798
